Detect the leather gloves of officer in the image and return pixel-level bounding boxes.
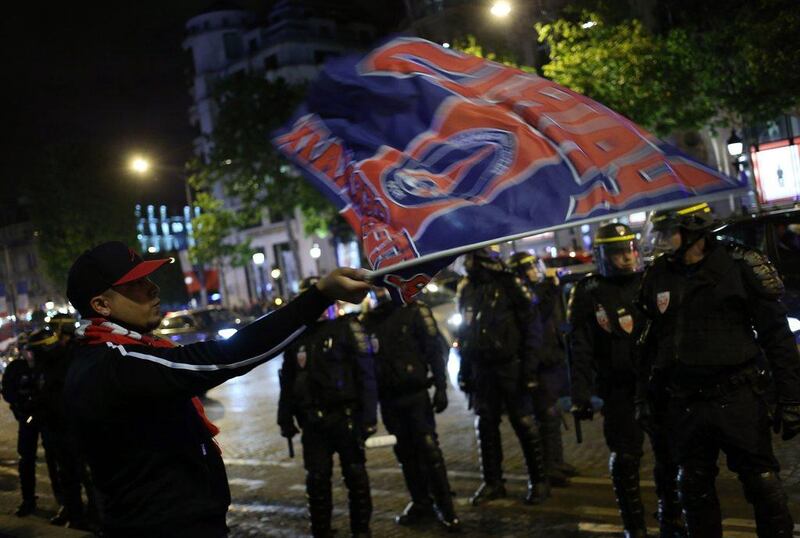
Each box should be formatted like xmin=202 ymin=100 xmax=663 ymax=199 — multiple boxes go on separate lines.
xmin=279 ymin=420 xmax=299 ymax=439
xmin=570 ymin=400 xmax=594 ymax=421
xmin=773 ymin=401 xmax=800 ymax=441
xmin=433 ymin=387 xmax=448 ymax=414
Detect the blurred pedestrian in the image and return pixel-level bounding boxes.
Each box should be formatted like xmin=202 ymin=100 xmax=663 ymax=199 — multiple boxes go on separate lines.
xmin=63 ymin=242 xmax=370 ymax=538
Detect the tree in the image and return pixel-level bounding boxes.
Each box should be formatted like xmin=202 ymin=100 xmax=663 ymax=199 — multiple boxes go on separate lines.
xmin=25 ymin=142 xmax=138 ymax=293
xmin=535 ymin=1 xmax=800 ymax=131
xmin=187 ymin=74 xmax=346 ymax=282
xmin=536 ymin=14 xmax=716 ymax=135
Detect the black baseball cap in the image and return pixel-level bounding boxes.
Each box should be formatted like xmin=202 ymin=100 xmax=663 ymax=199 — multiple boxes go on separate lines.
xmin=67 ymin=241 xmax=173 ymax=317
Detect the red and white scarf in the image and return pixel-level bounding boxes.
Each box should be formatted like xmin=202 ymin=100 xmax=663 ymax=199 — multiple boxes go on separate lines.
xmin=77 ymin=319 xmax=221 ymax=440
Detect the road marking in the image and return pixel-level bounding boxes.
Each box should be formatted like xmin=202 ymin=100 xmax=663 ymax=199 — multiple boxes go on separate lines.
xmin=229 ymin=478 xmax=266 ymax=490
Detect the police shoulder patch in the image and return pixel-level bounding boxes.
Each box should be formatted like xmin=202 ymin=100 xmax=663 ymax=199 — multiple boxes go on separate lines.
xmin=729 ymin=244 xmax=785 ymax=298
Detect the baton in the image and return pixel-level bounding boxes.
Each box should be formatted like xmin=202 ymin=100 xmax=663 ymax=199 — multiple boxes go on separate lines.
xmin=574 ymin=415 xmax=583 ymax=444
xmin=287 ymin=437 xmax=295 ymax=458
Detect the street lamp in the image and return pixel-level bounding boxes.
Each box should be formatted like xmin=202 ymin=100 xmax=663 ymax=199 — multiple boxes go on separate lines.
xmin=489 ymin=1 xmax=512 ymax=18
xmin=727 ymin=131 xmax=744 ymax=157
xmin=129 ymin=156 xmax=151 ymax=174
xmin=309 ymin=243 xmax=322 ymax=274
xmin=252 ymin=252 xmax=266 ymax=300
xmin=270 ymin=267 xmax=281 ymax=279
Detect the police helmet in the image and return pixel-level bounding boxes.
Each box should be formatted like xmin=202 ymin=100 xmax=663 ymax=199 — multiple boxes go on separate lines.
xmin=49 ymin=313 xmax=77 ymax=338
xmin=27 ymin=327 xmax=59 ymax=351
xmin=507 ymin=251 xmax=546 ymax=283
xmin=643 ymin=202 xmax=716 ymax=256
xmin=593 ymin=223 xmax=643 ymax=277
xmin=465 ymin=245 xmax=505 ymax=274
xmin=299 ymin=276 xmax=320 ymax=294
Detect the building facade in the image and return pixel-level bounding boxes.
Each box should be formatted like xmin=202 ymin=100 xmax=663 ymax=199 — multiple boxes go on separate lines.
xmin=183 ymin=0 xmax=374 ymax=308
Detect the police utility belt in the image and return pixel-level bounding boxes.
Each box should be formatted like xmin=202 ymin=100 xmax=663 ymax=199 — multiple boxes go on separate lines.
xmin=667 ymin=363 xmax=763 ymax=402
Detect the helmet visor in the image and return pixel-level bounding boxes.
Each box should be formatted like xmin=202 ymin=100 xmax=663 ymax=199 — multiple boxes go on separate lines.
xmin=642 ymin=214 xmax=679 ymax=256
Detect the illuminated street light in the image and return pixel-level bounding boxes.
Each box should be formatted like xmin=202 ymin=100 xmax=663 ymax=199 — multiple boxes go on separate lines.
xmin=252 ymin=252 xmax=266 ymax=265
xmin=727 ymin=131 xmax=744 ymax=157
xmin=581 ymin=20 xmax=597 ymax=29
xmin=442 ymin=42 xmax=451 ymax=49
xmin=129 ymin=156 xmax=151 ymax=174
xmin=490 ymin=1 xmax=511 ymax=17
xmin=271 ymin=268 xmax=282 ymax=279
xmin=309 ymin=244 xmax=321 ymax=259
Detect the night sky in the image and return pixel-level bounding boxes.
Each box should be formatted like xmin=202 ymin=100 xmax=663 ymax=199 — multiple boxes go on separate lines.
xmin=3 ymin=1 xmax=405 ymax=219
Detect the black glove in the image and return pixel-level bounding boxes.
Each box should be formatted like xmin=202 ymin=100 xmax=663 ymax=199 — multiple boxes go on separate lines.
xmin=279 ymin=420 xmax=299 ymax=439
xmin=634 ymin=399 xmax=655 ymax=435
xmin=570 ymin=400 xmax=593 ymax=421
xmin=773 ymin=401 xmax=800 ymax=441
xmin=433 ymin=388 xmax=448 ymax=414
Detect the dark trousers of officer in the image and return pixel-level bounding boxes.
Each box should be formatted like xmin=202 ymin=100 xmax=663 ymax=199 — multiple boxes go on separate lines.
xmin=381 ymin=390 xmax=456 ymax=518
xmin=472 ymin=364 xmax=546 ymax=489
xmin=41 ymin=426 xmax=89 ymax=524
xmin=532 ymin=363 xmax=569 ymax=477
xmin=601 ymin=380 xmax=682 ymax=534
xmin=301 ymin=409 xmax=371 ymax=537
xmin=667 ymin=382 xmax=794 ymax=537
xmin=17 ymin=420 xmax=62 ymax=506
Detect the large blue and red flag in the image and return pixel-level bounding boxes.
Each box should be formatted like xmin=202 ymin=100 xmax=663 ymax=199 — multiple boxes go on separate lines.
xmin=273 ymin=37 xmax=745 ymax=303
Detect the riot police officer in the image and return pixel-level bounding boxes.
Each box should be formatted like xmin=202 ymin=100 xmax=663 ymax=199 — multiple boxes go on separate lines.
xmin=639 ymin=202 xmax=800 ymax=537
xmin=1 ymin=333 xmax=62 ymax=517
xmin=278 ymin=277 xmax=378 ymax=538
xmin=456 ymin=246 xmax=550 ymax=506
xmin=508 ymin=251 xmax=575 ymax=487
xmin=568 ymin=223 xmax=683 ymax=538
xmin=360 ymin=288 xmax=460 ymax=531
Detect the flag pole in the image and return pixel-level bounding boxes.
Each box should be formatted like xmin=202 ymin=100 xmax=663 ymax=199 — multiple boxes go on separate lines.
xmin=366 ymin=188 xmax=748 ymax=280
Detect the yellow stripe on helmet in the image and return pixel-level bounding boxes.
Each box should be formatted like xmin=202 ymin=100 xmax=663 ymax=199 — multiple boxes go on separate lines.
xmin=28 ymin=333 xmax=58 ymax=348
xmin=594 ymin=234 xmax=636 ymax=244
xmin=676 ymin=202 xmax=710 ymax=216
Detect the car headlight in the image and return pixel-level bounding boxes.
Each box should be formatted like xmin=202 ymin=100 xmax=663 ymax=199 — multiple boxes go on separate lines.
xmin=788 ymin=317 xmax=800 ymax=333
xmin=217 ymin=328 xmax=238 ymax=339
xmin=447 ymin=313 xmax=463 ymax=327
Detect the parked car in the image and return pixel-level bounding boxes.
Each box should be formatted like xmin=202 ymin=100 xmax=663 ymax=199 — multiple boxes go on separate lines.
xmin=154 ymin=306 xmax=250 ymax=345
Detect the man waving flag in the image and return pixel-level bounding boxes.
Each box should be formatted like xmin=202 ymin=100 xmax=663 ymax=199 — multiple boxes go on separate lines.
xmin=273 ymin=37 xmax=744 ymax=303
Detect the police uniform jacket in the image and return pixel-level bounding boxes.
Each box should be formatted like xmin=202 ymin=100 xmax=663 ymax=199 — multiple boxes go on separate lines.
xmin=63 ymin=287 xmax=332 ymax=537
xmin=639 ymin=241 xmax=800 ymax=401
xmin=361 ymin=301 xmax=448 ymax=401
xmin=1 ymin=358 xmax=40 ymax=422
xmin=567 ymin=272 xmax=643 ymax=404
xmin=456 ymin=268 xmax=542 ymax=384
xmin=278 ymin=314 xmax=378 ymax=429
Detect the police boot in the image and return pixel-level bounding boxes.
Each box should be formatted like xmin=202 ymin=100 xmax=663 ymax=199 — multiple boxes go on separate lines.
xmin=740 ymin=471 xmax=795 ymax=538
xmin=540 ymin=411 xmax=569 ymax=487
xmin=14 ymin=498 xmax=36 ymax=517
xmin=307 ymin=471 xmax=334 ymax=538
xmin=609 ymin=453 xmax=648 ymax=537
xmin=678 ymin=466 xmax=722 ymax=538
xmin=343 ymin=463 xmax=372 ymax=537
xmin=511 ymin=415 xmax=550 ymax=505
xmin=394 ymin=445 xmax=434 ymax=525
xmin=421 ymin=435 xmax=461 ymax=532
xmin=653 ymin=461 xmax=686 ymax=538
xmin=470 ymin=417 xmax=506 ymax=506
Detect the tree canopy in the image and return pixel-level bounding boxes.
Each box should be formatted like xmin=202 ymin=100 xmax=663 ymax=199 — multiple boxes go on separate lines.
xmin=187 ymin=74 xmax=347 ymax=268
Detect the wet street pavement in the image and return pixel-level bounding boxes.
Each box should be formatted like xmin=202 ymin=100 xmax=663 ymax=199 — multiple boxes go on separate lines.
xmin=1 ymin=352 xmax=799 ymax=537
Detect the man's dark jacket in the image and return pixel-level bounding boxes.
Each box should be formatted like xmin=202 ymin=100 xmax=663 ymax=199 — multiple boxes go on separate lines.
xmin=64 ymin=287 xmax=331 ymax=537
